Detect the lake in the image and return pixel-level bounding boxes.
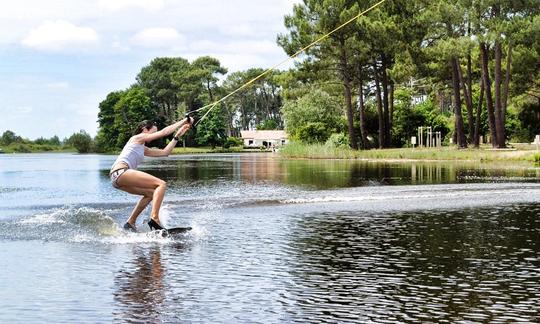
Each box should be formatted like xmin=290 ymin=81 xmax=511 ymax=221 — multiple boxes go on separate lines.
xmin=1 ymin=153 xmax=539 ymax=323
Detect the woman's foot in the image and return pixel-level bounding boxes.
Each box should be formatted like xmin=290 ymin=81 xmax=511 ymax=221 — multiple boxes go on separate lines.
xmin=123 ymin=222 xmax=137 ymax=232
xmin=148 ymin=218 xmax=164 ymax=231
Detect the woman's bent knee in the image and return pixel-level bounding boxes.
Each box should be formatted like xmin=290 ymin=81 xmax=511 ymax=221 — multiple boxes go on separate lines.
xmin=157 ymin=180 xmax=166 ymax=189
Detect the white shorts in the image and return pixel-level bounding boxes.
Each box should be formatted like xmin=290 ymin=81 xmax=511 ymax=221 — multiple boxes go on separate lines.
xmin=110 ymin=167 xmax=128 ymax=188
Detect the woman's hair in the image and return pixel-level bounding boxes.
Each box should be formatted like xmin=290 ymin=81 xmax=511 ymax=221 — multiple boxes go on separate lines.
xmin=133 ymin=120 xmax=155 ymax=135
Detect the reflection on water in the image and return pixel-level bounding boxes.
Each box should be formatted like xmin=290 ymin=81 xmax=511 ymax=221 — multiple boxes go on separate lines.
xmin=114 ymin=246 xmax=166 ymax=323
xmin=142 ymin=156 xmax=540 ymax=189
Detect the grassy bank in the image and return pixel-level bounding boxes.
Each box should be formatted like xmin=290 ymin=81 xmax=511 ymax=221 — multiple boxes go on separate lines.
xmin=171 ymin=146 xmax=262 ymax=154
xmin=0 ymin=143 xmax=76 ymax=154
xmin=0 ymin=144 xmax=264 ymax=155
xmin=279 ymin=142 xmax=540 ymax=163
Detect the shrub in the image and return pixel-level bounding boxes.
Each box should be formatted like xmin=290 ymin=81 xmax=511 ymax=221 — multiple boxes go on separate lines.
xmin=224 ymin=136 xmax=243 ymax=148
xmin=67 ymin=130 xmax=94 ymax=153
xmin=282 ymin=89 xmax=341 ymax=142
xmin=1 ymin=130 xmax=23 ymax=146
xmin=296 ymin=122 xmax=330 ymax=144
xmin=325 ymin=133 xmax=349 ymax=148
xmin=13 ymin=143 xmax=31 ymax=153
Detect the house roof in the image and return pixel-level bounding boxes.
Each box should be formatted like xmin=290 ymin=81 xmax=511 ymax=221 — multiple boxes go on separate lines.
xmin=240 ymin=130 xmax=288 ymax=140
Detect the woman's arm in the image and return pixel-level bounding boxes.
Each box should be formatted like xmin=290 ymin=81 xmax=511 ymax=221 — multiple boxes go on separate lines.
xmin=143 ymin=117 xmax=191 ymax=143
xmin=144 ymin=123 xmax=191 ymax=157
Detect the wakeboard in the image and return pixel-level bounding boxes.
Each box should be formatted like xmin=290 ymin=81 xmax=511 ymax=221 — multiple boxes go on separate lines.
xmin=156 ymin=227 xmax=192 ymax=237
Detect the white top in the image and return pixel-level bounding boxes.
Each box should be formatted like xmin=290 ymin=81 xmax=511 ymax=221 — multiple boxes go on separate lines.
xmin=112 ymin=143 xmax=145 ymax=170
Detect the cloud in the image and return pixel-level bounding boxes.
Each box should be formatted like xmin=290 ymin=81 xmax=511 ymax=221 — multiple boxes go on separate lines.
xmin=131 ymin=27 xmax=185 ymax=48
xmin=12 ymin=106 xmax=33 ymax=115
xmin=98 ymin=0 xmax=165 ymax=11
xmin=0 ymin=0 xmax=301 ymax=138
xmin=45 ymin=81 xmax=70 ymax=89
xmin=21 ymin=20 xmax=99 ymax=51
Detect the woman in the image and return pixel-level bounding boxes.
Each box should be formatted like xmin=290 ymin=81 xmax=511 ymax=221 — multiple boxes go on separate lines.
xmin=110 ymin=117 xmax=192 ymax=232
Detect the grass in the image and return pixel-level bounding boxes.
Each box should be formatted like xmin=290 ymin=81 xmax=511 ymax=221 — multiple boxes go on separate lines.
xmin=0 ymin=143 xmax=76 ymax=154
xmin=0 ymin=144 xmax=262 ymax=155
xmin=279 ymin=142 xmax=540 ymax=163
xmin=171 ymin=146 xmax=259 ymax=154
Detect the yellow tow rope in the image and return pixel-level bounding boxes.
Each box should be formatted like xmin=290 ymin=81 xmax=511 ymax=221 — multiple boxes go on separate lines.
xmin=194 ymin=0 xmax=387 ymax=126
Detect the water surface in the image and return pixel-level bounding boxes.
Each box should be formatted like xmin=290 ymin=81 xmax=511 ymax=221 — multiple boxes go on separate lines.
xmin=0 ymin=153 xmax=539 ymax=322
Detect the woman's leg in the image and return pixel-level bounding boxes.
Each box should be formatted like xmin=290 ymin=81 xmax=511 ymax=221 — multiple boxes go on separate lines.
xmin=126 ymin=196 xmax=153 ymax=226
xmin=116 ymin=170 xmax=168 ymax=225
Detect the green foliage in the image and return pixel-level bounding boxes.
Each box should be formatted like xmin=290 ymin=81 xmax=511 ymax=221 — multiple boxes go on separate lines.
xmin=281 ymin=142 xmax=539 ymax=162
xmin=296 ymin=122 xmax=330 ymax=144
xmin=96 ymin=91 xmax=123 ymax=152
xmin=325 ymin=133 xmax=350 ymax=148
xmin=505 ymin=107 xmax=525 ymax=142
xmin=195 ymin=106 xmax=227 ymax=148
xmin=34 ymin=136 xmax=61 ymax=146
xmin=67 ymin=130 xmax=94 ymax=153
xmin=282 ymin=89 xmax=341 ymax=143
xmin=1 ymin=130 xmax=22 ymax=146
xmin=113 ymin=87 xmax=154 ymax=147
xmin=534 ymin=153 xmax=540 ymax=163
xmin=0 ymin=130 xmax=78 ymax=153
xmin=391 ymin=89 xmax=451 ymax=147
xmin=12 ymin=143 xmax=31 ymax=153
xmin=223 ymin=137 xmax=243 ymax=149
xmin=256 ymin=119 xmax=279 ymax=130
xmin=136 ymin=57 xmax=191 ymax=120
xmin=191 ymin=56 xmax=228 ymax=102
xmin=511 ymin=96 xmax=540 ymax=141
xmin=222 ymin=69 xmax=283 ymax=134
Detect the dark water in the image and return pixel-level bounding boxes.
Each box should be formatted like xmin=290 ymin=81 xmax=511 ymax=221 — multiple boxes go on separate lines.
xmin=0 ymin=153 xmax=539 ymax=323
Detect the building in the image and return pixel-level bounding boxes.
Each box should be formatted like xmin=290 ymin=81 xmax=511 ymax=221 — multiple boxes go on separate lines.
xmin=240 ymin=130 xmax=288 ymax=148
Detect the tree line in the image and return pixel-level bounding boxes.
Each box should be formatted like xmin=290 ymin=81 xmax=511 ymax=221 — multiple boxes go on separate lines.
xmin=277 ymin=0 xmax=539 ymax=149
xmin=0 ymin=130 xmax=94 ymax=153
xmin=95 ymin=0 xmax=538 ymax=152
xmin=95 ymin=57 xmax=283 ymax=152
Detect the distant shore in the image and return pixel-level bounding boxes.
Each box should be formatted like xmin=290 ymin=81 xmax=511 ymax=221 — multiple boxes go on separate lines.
xmin=279 ymin=142 xmax=540 ymax=164
xmin=2 ymin=143 xmax=539 ymax=165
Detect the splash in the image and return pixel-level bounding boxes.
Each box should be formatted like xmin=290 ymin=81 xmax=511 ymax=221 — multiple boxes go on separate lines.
xmin=0 ymin=207 xmax=191 ymax=244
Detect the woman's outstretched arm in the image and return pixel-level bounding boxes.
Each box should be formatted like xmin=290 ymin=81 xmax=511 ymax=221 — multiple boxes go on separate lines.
xmin=144 ymin=123 xmax=191 ymax=157
xmin=143 ymin=117 xmax=192 ymax=143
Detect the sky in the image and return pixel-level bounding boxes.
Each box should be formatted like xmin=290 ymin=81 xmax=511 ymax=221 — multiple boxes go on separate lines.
xmin=0 ymin=0 xmax=300 ymax=140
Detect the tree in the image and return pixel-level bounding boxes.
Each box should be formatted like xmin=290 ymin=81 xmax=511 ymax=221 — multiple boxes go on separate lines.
xmin=136 ymin=57 xmax=190 ymax=124
xmin=96 ymin=91 xmax=123 ymax=151
xmin=67 ymin=130 xmax=94 ymax=153
xmin=282 ymin=89 xmax=342 ymax=143
xmin=278 ymin=0 xmax=360 ymax=149
xmin=257 ymin=119 xmax=279 ymax=130
xmin=222 ymin=69 xmax=283 ymax=135
xmin=472 ymin=0 xmax=539 ymax=147
xmin=419 ymin=0 xmax=469 ymax=148
xmin=113 ymin=87 xmax=154 ymax=147
xmin=1 ymin=130 xmax=22 ymax=145
xmin=34 ymin=135 xmax=61 ymax=146
xmin=195 ymin=105 xmax=228 ymax=148
xmin=191 ymin=56 xmax=227 ymax=102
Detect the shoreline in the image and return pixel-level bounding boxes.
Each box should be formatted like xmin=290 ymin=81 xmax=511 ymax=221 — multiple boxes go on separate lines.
xmin=3 ymin=145 xmax=539 ymax=165
xmin=278 ymin=143 xmax=540 ymax=164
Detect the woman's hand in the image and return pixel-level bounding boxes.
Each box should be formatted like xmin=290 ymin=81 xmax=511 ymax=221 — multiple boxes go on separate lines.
xmin=174 ymin=123 xmax=191 ymax=138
